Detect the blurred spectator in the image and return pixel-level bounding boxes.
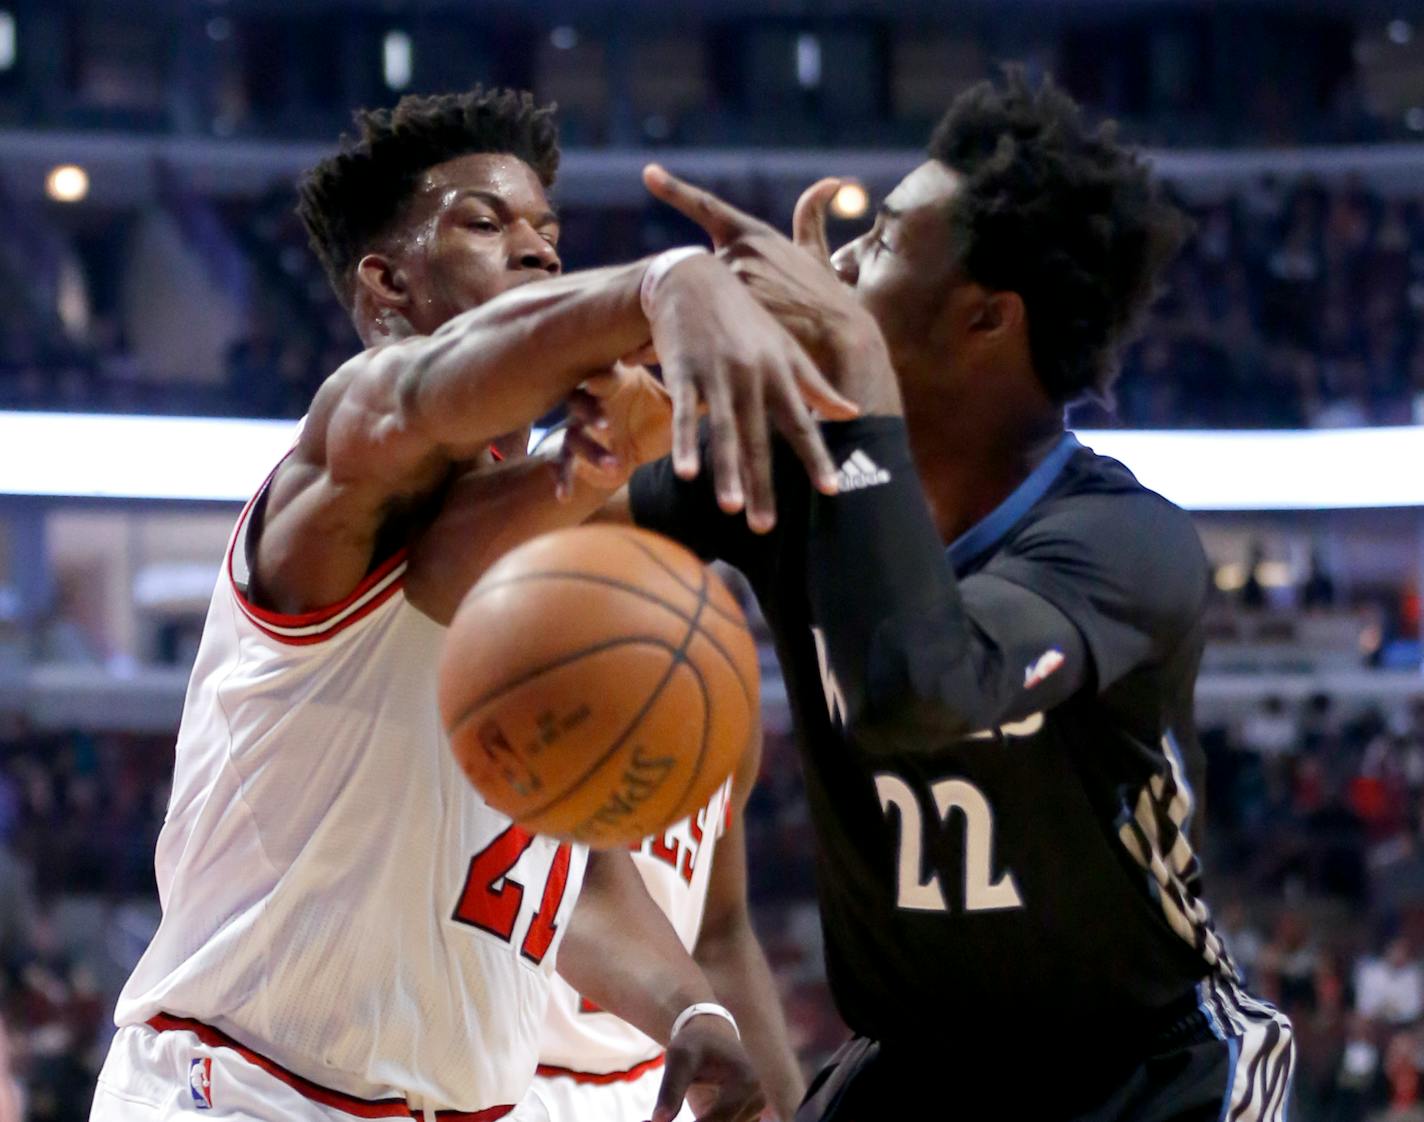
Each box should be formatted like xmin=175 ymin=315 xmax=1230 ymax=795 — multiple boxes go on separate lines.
xmin=1239 ymin=696 xmax=1300 ymax=760
xmin=1259 ymin=909 xmax=1322 ymax=1009
xmin=0 ymin=1013 xmax=19 ymax=1122
xmin=1357 ymin=939 xmax=1424 ymax=1027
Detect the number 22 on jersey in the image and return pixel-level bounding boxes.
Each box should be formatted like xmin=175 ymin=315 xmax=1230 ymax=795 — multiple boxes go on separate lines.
xmin=452 ymin=826 xmax=573 ymax=965
xmin=876 ymin=774 xmax=1023 ymax=914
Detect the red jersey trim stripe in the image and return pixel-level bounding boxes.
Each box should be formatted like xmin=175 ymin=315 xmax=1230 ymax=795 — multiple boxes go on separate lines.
xmin=224 ymin=460 xmax=409 ymax=645
xmin=534 ymin=1053 xmax=666 ymax=1085
xmin=145 ymin=1014 xmax=513 ymax=1121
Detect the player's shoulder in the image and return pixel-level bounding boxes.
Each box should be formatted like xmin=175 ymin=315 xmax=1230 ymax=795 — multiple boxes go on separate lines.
xmin=1042 ymin=444 xmax=1203 ymax=561
xmin=1006 ymin=445 xmax=1209 ymax=623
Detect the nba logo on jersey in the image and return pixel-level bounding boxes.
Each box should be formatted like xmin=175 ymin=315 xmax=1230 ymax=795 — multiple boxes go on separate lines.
xmin=188 ymin=1057 xmax=213 ymax=1109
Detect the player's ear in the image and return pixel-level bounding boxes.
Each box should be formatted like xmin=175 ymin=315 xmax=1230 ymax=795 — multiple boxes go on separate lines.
xmin=969 ymin=289 xmax=1025 ymax=337
xmin=355 ymin=252 xmax=412 ymax=312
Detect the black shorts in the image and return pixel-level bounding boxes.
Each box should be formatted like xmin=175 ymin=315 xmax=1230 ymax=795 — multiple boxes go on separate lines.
xmin=796 ymin=984 xmax=1294 ymax=1122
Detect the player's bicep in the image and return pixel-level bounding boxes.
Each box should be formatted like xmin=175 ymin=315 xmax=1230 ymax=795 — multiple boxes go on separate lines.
xmin=250 ymin=355 xmax=448 ymax=615
xmin=955 ymin=573 xmax=1094 ymax=721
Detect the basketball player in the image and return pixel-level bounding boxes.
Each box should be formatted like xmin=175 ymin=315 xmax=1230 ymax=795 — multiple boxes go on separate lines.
xmin=89 ymin=87 xmax=855 ymax=1122
xmin=622 ymin=71 xmax=1296 ymax=1119
xmin=533 ymin=729 xmax=805 ymax=1122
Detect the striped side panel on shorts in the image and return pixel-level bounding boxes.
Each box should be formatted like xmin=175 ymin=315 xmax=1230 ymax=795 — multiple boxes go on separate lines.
xmin=1200 ymin=975 xmax=1295 ymax=1122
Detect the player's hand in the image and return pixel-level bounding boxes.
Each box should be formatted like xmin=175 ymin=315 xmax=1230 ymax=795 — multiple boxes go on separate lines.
xmin=648 ymin=252 xmax=858 ymax=532
xmin=556 ymin=363 xmax=674 ymax=499
xmin=644 ymin=165 xmax=901 ymax=417
xmin=652 ymin=1014 xmax=765 ymax=1122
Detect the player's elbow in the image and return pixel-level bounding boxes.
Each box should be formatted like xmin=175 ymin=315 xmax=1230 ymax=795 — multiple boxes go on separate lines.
xmin=850 ymin=663 xmax=1003 ymax=749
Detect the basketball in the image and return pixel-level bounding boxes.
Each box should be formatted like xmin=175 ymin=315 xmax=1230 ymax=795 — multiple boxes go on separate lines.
xmin=438 ymin=524 xmax=759 ymax=848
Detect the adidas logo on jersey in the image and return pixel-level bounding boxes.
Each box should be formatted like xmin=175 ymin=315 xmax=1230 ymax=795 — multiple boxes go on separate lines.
xmin=835 ymin=450 xmax=891 ymax=492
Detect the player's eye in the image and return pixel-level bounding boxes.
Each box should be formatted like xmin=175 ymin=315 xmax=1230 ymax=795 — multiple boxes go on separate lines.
xmin=467 ymin=218 xmax=500 ymax=234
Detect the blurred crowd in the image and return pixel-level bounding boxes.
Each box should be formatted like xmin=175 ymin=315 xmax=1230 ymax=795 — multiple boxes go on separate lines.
xmin=0 ymin=721 xmax=166 ymax=1121
xmin=6 ymin=686 xmax=1424 ymax=1117
xmin=6 ymin=173 xmax=1424 ymax=430
xmin=1104 ymin=175 xmax=1424 ymax=429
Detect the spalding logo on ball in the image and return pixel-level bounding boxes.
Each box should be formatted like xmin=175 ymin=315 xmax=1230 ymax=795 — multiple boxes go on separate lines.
xmin=438 ymin=525 xmax=760 ymax=849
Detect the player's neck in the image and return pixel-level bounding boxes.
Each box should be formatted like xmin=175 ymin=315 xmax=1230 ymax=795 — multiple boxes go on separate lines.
xmin=904 ymin=396 xmax=1065 ymax=546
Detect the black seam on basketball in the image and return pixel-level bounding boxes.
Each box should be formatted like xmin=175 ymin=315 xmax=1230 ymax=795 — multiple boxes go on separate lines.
xmin=616 ymin=531 xmax=745 ymax=629
xmin=663 ymin=653 xmax=714 ymax=830
xmin=446 ymin=635 xmax=667 ymax=736
xmin=464 ymin=570 xmax=754 ymax=707
xmin=503 ymin=629 xmax=695 ymax=821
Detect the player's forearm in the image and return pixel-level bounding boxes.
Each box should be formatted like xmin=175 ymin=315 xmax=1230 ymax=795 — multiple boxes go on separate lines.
xmin=556 ymin=850 xmax=716 ymax=1044
xmin=398 ymin=261 xmax=655 ymax=449
xmin=695 ymin=918 xmax=806 ymax=1120
xmin=807 ymin=419 xmax=1086 ymax=742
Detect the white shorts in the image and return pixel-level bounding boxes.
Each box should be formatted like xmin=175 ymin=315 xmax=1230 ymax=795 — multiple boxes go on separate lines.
xmin=532 ymin=1058 xmax=692 ymax=1122
xmin=91 ymin=1023 xmax=550 ymax=1122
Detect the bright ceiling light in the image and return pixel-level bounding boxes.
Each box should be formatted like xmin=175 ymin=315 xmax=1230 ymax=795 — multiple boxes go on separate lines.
xmin=830 ymin=180 xmax=869 ymax=220
xmin=383 ymin=30 xmax=412 ymax=90
xmin=45 ymin=164 xmax=89 ymax=203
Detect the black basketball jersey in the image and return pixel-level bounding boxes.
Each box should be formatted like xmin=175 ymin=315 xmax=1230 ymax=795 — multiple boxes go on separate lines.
xmin=630 ymin=417 xmax=1244 ymax=1093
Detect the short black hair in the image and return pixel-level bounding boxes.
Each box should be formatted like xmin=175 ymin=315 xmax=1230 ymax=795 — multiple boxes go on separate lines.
xmin=297 ymin=86 xmax=560 ymax=311
xmin=929 ymin=68 xmax=1187 ymax=403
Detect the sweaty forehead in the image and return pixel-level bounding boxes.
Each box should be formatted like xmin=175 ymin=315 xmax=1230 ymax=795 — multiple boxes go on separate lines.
xmin=412 ymin=152 xmax=551 ymax=217
xmin=884 ymin=160 xmax=960 ymax=218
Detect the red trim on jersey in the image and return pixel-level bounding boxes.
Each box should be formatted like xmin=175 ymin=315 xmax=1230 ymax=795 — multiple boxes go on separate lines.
xmin=224 ymin=462 xmax=409 ymax=646
xmin=145 ymin=1014 xmax=513 ymax=1121
xmin=534 ymin=1053 xmax=666 ymax=1085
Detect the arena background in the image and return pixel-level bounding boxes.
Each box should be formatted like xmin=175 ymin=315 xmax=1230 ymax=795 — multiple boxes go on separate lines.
xmin=2 ymin=1 xmax=1424 ymax=1118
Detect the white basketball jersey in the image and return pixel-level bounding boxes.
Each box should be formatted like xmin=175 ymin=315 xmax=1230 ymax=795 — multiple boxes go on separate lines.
xmin=114 ymin=477 xmax=589 ymax=1113
xmin=537 ymin=779 xmax=732 ymax=1075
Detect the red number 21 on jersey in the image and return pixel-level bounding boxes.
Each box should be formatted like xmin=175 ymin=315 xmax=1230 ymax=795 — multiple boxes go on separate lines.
xmin=452 ymin=825 xmax=573 ymax=966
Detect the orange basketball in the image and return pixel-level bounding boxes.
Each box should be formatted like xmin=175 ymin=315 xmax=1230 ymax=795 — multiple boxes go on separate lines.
xmin=438 ymin=525 xmax=759 ymax=848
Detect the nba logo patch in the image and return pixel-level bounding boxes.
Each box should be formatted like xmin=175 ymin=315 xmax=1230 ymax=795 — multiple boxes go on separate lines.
xmin=189 ymin=1057 xmax=213 ymax=1109
xmin=1023 ymin=648 xmax=1066 ymax=690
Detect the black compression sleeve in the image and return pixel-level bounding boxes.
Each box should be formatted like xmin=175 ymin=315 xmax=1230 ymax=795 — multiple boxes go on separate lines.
xmin=807 ymin=418 xmax=1091 ymax=744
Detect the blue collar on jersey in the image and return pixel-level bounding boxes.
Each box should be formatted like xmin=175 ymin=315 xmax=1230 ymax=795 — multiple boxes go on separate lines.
xmin=946 ymin=431 xmax=1082 ymax=574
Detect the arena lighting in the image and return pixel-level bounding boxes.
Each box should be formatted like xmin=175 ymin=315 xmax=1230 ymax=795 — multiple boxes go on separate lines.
xmin=383 ymin=30 xmax=412 ymax=91
xmin=2 ymin=413 xmax=1424 ymax=509
xmin=829 ymin=180 xmax=870 ymax=220
xmin=0 ymin=11 xmax=15 ymax=72
xmin=795 ymin=33 xmax=822 ymax=89
xmin=44 ymin=164 xmax=88 ymax=203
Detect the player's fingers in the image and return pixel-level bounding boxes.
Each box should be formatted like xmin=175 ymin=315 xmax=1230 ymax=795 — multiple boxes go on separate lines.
xmin=579 ymin=367 xmax=624 ymax=399
xmin=557 ymin=428 xmax=621 ymax=500
xmin=664 ymin=365 xmax=701 ymax=479
xmin=687 ymin=1080 xmax=765 ymax=1122
xmin=650 ymin=1047 xmax=696 ymax=1122
xmin=621 ymin=340 xmax=660 ymax=367
xmin=791 ymin=356 xmax=861 ymax=423
xmin=565 ymin=388 xmax=611 ymax=431
xmin=703 ymin=371 xmax=745 ymax=514
xmin=792 ymin=177 xmax=841 ymax=264
xmin=737 ymin=381 xmax=775 ymax=533
xmin=644 ymin=164 xmax=756 ymax=248
xmin=771 ymin=371 xmax=840 ymax=497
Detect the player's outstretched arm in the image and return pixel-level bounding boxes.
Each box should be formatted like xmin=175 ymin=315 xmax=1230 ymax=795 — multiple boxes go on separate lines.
xmin=805 ymin=418 xmax=1209 ymax=743
xmin=693 ymin=733 xmax=807 ymax=1120
xmin=251 ymin=255 xmax=849 ymax=617
xmin=403 ymin=365 xmax=674 ymax=623
xmin=557 ymin=849 xmax=765 ymax=1122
